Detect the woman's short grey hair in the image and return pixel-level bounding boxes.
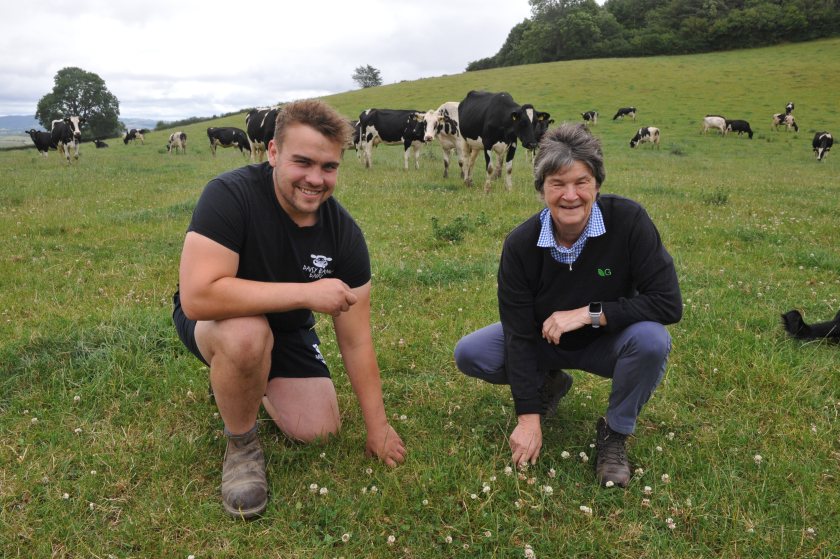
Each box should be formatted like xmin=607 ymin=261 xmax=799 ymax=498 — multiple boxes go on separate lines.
xmin=533 ymin=123 xmax=606 ymax=191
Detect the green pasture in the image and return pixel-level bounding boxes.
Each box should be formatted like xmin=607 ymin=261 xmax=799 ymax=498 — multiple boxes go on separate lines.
xmin=1 ymin=38 xmax=838 ymax=558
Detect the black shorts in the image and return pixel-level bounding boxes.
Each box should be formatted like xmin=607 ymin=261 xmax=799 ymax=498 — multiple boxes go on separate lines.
xmin=172 ymin=291 xmax=330 ymax=379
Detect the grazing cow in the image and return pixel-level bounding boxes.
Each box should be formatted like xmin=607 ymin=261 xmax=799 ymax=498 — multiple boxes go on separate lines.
xmin=94 ymin=139 xmax=109 ymax=148
xmin=812 ymin=132 xmax=833 ymax=161
xmin=612 ymin=107 xmax=636 ymax=121
xmin=358 ymin=108 xmax=427 ymax=170
xmin=582 ymin=111 xmax=598 ymax=125
xmin=167 ymin=131 xmax=187 ymax=154
xmin=702 ymin=115 xmax=727 ymax=135
xmin=725 ymin=119 xmax=754 ymax=139
xmin=458 ymin=90 xmax=544 ymax=192
xmin=123 ymin=128 xmax=145 ymax=145
xmin=418 ymin=101 xmax=464 ymax=178
xmin=27 ymin=129 xmax=55 ymax=156
xmin=342 ymin=119 xmax=361 ymax=157
xmin=245 ymin=107 xmax=279 ymax=162
xmin=51 ymin=116 xmax=85 ymax=162
xmin=785 ymin=101 xmax=794 ymax=115
xmin=629 ymin=126 xmax=660 ymax=148
xmin=772 ymin=113 xmax=799 ymax=132
xmin=207 ymin=127 xmax=250 ymax=156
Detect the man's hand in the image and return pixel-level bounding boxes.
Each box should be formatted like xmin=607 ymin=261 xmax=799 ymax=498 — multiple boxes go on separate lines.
xmin=365 ymin=423 xmax=406 ymax=468
xmin=541 ymin=306 xmax=590 ymax=345
xmin=510 ymin=414 xmax=542 ymax=467
xmin=306 ymin=278 xmax=358 ymax=317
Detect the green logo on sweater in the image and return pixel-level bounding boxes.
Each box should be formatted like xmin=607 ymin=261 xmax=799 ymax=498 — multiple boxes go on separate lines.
xmin=597 ymin=268 xmax=612 ymax=277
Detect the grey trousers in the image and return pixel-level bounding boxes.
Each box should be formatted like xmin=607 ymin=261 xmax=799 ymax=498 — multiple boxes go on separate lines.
xmin=453 ymin=321 xmax=671 ymax=435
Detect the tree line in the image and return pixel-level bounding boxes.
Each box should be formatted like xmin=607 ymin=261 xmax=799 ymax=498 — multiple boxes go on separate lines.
xmin=467 ymin=0 xmax=840 ymax=71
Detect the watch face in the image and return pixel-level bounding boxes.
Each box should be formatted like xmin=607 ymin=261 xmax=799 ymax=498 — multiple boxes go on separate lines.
xmin=589 ymin=302 xmax=602 ymax=313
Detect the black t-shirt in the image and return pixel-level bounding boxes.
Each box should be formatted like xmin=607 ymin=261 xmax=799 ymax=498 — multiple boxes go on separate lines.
xmin=187 ymin=162 xmax=371 ymax=331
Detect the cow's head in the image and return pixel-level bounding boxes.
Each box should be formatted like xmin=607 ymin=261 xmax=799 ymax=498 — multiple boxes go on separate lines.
xmin=513 ymin=105 xmax=539 ymax=150
xmin=65 ymin=116 xmax=84 ymax=139
xmin=27 ymin=129 xmax=39 ymax=139
xmin=533 ymin=112 xmax=554 ymax=144
xmin=418 ymin=110 xmax=439 ymax=142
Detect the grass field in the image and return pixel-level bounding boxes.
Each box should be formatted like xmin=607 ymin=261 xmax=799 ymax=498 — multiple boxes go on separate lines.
xmin=1 ymin=38 xmax=838 ymax=558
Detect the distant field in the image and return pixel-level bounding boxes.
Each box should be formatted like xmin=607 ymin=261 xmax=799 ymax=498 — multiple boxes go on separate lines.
xmin=1 ymin=38 xmax=837 ymax=558
xmin=0 ymin=135 xmax=31 ymax=148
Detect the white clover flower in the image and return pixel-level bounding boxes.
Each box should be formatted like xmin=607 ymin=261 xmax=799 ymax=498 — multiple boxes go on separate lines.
xmin=445 ymin=535 xmax=452 ymax=544
xmin=319 ymin=452 xmax=326 ymax=458
xmin=484 ymin=530 xmax=492 ymax=538
xmin=319 ymin=487 xmax=328 ymax=495
xmin=644 ymin=486 xmax=653 ymax=495
xmin=73 ymin=395 xmax=81 ymax=403
xmin=579 ymin=505 xmax=593 ymax=515
xmin=589 ymin=443 xmax=595 ymax=449
xmin=62 ymin=493 xmax=69 ymax=499
xmin=561 ymin=451 xmax=571 ymax=459
xmin=504 ymin=466 xmax=513 ymax=476
xmin=482 ymin=485 xmax=491 ymax=494
xmin=661 ymin=474 xmax=671 ymax=483
xmin=489 ymin=475 xmax=497 ymax=481
xmin=188 ymin=555 xmax=195 ymax=559
xmin=342 ymin=533 xmax=350 ymax=543
xmin=524 ymin=544 xmax=536 ymax=559
xmin=548 ymin=468 xmax=556 ymax=478
xmin=810 ymin=424 xmax=817 ymax=433
xmin=361 ymin=487 xmax=367 ymax=494
xmin=635 ymin=467 xmax=645 ymax=476
xmin=667 ymin=432 xmax=675 ymax=440
xmin=579 ymin=452 xmax=589 ymax=463
xmin=463 ymin=543 xmax=469 ymax=549
xmin=370 ymin=485 xmax=378 ymax=493
xmin=31 ymin=417 xmax=38 ymax=424
xmin=89 ymin=502 xmax=95 ymax=510
xmin=365 ymin=467 xmax=373 ymax=475
xmin=656 ymin=446 xmax=663 ymax=452
xmin=753 ymin=454 xmax=763 ymax=465
xmin=542 ymin=485 xmax=553 ymax=495
xmin=470 ymin=493 xmax=478 ymax=500
xmin=309 ymin=483 xmax=319 ymax=493
xmin=399 ymin=414 xmax=407 ymax=421
xmin=641 ymin=498 xmax=651 ymax=507
xmin=387 ymin=535 xmax=396 ymax=545
xmin=805 ymin=527 xmax=815 ymax=537
xmin=422 ymin=499 xmax=429 ymax=505
xmin=186 ymin=390 xmax=194 ymax=398
xmin=90 ymin=470 xmax=96 ymax=475
xmin=74 ymin=428 xmax=82 ymax=434
xmin=213 ymin=412 xmax=219 ymax=418
xmin=514 ymin=499 xmax=522 ymax=509
xmin=666 ymin=518 xmax=676 ymax=530
xmin=605 ymin=481 xmax=615 ymax=488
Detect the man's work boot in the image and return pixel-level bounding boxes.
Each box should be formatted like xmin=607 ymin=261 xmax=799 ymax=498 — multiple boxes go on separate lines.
xmin=540 ymin=370 xmax=573 ymax=418
xmin=221 ymin=424 xmax=267 ymax=519
xmin=595 ymin=417 xmax=631 ymax=488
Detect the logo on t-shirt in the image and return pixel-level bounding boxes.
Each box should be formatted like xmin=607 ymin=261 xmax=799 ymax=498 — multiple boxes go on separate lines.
xmin=303 ymin=254 xmax=334 ymax=279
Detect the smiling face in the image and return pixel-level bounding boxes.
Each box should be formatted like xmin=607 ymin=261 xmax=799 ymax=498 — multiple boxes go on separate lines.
xmin=268 ymin=123 xmax=343 ymax=227
xmin=540 ymin=160 xmax=600 ymax=247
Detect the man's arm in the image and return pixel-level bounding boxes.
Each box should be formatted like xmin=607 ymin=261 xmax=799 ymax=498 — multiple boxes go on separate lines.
xmin=333 ymin=281 xmax=406 ymax=467
xmin=178 ymin=231 xmax=357 ymax=321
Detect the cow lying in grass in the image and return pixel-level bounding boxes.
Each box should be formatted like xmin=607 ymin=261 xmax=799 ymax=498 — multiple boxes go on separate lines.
xmin=781 ymin=309 xmax=840 ymax=342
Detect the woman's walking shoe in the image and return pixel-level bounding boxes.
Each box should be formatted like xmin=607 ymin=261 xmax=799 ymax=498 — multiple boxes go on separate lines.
xmin=595 ymin=417 xmax=631 ymax=488
xmin=221 ymin=424 xmax=267 ymax=519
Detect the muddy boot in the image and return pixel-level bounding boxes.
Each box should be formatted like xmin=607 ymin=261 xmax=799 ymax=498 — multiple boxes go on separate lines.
xmin=221 ymin=424 xmax=267 ymax=519
xmin=595 ymin=417 xmax=631 ymax=488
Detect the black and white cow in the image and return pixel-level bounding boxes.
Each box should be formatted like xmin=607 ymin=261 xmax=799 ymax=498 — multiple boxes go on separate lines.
xmin=94 ymin=139 xmax=109 ymax=148
xmin=702 ymin=115 xmax=727 ymax=135
xmin=207 ymin=127 xmax=250 ymax=156
xmin=245 ymin=106 xmax=279 ymax=162
xmin=812 ymin=132 xmax=833 ymax=161
xmin=123 ymin=128 xmax=145 ymax=145
xmin=785 ymin=101 xmax=794 ymax=115
xmin=458 ymin=90 xmax=544 ymax=192
xmin=343 ymin=119 xmax=361 ymax=157
xmin=51 ymin=116 xmax=85 ymax=162
xmin=358 ymin=109 xmax=427 ymax=170
xmin=419 ymin=101 xmax=464 ymax=178
xmin=525 ymin=111 xmax=555 ymax=162
xmin=612 ymin=107 xmax=636 ymax=121
xmin=27 ymin=129 xmax=55 ymax=157
xmin=725 ymin=119 xmax=753 ymax=139
xmin=167 ymin=131 xmax=187 ymax=154
xmin=772 ymin=113 xmax=799 ymax=132
xmin=582 ymin=111 xmax=598 ymax=125
xmin=629 ymin=126 xmax=660 ymax=148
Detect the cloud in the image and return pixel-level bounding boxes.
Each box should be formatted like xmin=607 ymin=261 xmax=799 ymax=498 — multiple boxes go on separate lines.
xmin=0 ymin=0 xmax=531 ymax=120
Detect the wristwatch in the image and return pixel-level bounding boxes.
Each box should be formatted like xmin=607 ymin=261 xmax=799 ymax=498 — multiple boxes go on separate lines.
xmin=589 ymin=302 xmax=602 ymax=328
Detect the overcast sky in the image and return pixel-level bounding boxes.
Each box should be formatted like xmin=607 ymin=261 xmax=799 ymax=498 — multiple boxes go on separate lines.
xmin=0 ymin=0 xmax=533 ymax=121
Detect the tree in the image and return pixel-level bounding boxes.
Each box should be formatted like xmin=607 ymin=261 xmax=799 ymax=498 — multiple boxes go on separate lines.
xmin=35 ymin=67 xmax=121 ymax=139
xmin=352 ymin=65 xmax=383 ymax=88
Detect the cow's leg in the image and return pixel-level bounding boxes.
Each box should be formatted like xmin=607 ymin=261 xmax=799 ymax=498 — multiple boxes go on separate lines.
xmin=482 ymin=146 xmax=495 ymax=193
xmin=403 ymin=145 xmax=410 ymax=171
xmin=441 ymin=146 xmax=450 ymax=178
xmin=413 ymin=142 xmax=421 ymax=170
xmin=504 ymin=145 xmax=517 ymax=191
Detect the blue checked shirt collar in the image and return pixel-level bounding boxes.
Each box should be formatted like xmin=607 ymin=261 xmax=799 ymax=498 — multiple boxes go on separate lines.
xmin=537 ymin=202 xmax=606 ymax=264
